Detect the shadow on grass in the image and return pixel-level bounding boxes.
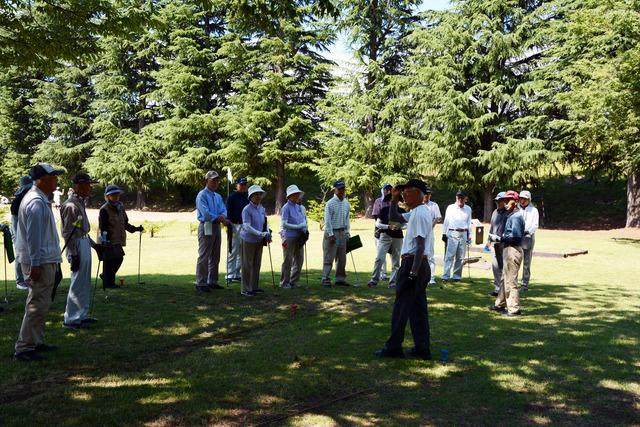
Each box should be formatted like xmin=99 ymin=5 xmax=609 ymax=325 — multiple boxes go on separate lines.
xmin=0 ymin=272 xmax=638 ymax=426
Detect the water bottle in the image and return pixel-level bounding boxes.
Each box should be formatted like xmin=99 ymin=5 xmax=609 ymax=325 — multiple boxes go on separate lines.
xmin=440 ymin=348 xmax=449 ymax=363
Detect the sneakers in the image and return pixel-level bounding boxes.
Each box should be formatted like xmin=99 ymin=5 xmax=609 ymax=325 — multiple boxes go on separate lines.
xmin=63 ymin=322 xmax=88 ymax=330
xmin=367 ymin=281 xmax=377 ymax=288
xmin=335 ymin=282 xmax=350 ymax=287
xmin=281 ymin=284 xmax=293 ymax=289
xmin=16 ymin=282 xmax=28 ymax=290
xmin=254 ymin=289 xmax=264 ymax=293
xmin=487 ymin=305 xmax=506 ymax=313
xmin=81 ymin=317 xmax=98 ymax=324
xmin=14 ymin=350 xmax=45 ymax=362
xmin=502 ymin=310 xmax=522 ymax=317
xmin=321 ymin=282 xmax=332 ymax=288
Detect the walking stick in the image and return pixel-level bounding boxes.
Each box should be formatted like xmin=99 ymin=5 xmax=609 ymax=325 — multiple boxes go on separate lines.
xmin=89 ymin=259 xmax=101 ymax=316
xmin=466 ymin=239 xmax=473 ymax=283
xmin=267 ymin=241 xmax=276 ymax=289
xmin=137 ymin=231 xmax=145 ymax=285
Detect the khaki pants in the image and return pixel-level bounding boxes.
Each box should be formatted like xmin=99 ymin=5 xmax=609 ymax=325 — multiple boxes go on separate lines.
xmin=15 ymin=263 xmax=57 ymax=353
xmin=280 ymin=236 xmax=304 ymax=287
xmin=495 ymin=245 xmax=523 ymax=314
xmin=196 ymin=222 xmax=221 ymax=287
xmin=322 ymin=229 xmax=347 ymax=285
xmin=241 ymin=241 xmax=263 ymax=292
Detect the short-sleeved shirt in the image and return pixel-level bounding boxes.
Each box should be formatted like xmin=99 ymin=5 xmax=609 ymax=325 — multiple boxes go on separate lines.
xmin=401 ymin=204 xmax=433 ymax=256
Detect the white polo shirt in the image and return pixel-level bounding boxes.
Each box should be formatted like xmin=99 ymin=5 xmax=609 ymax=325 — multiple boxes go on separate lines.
xmin=401 ymin=204 xmax=433 ymax=256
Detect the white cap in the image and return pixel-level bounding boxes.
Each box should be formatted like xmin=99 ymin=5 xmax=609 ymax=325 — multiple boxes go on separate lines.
xmin=248 ymin=184 xmax=265 ymax=199
xmin=519 ymin=190 xmax=532 ymax=199
xmin=286 ymin=184 xmax=304 ymax=199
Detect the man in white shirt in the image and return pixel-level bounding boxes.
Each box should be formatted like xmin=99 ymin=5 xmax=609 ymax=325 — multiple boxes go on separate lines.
xmin=322 ymin=180 xmax=351 ymax=287
xmin=423 ymin=188 xmax=441 ymax=285
xmin=52 ymin=186 xmax=64 ymax=208
xmin=441 ymin=190 xmax=472 ymax=282
xmin=518 ymin=190 xmax=539 ymax=291
xmin=375 ymin=179 xmax=433 ymax=360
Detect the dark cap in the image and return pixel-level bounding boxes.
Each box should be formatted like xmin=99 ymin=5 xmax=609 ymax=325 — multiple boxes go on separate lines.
xmin=15 ymin=175 xmax=33 ymax=196
xmin=397 ymin=179 xmax=428 ymax=195
xmin=104 ymin=184 xmax=124 ymax=196
xmin=236 ymin=176 xmax=248 ymax=185
xmin=29 ymin=163 xmax=64 ymax=180
xmin=456 ymin=190 xmax=466 ymax=197
xmin=425 ymin=186 xmax=432 ymax=194
xmin=334 ymin=180 xmax=346 ymax=189
xmin=72 ymin=172 xmax=99 ymax=185
xmin=382 ymin=183 xmax=392 ymax=190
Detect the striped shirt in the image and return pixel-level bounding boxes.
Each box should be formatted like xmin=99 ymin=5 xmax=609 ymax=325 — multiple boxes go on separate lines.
xmin=324 ymin=195 xmax=350 ymax=236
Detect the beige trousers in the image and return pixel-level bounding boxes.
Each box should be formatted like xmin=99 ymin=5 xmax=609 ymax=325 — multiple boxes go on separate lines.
xmin=495 ymin=245 xmax=523 ymax=314
xmin=15 ymin=263 xmax=56 ymax=353
xmin=241 ymin=241 xmax=263 ymax=292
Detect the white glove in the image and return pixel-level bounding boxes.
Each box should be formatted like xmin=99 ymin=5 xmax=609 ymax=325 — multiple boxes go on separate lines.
xmin=488 ymin=233 xmax=501 ymax=242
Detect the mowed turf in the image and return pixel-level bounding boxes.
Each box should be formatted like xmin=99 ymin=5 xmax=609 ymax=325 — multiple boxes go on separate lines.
xmin=0 ymin=218 xmax=638 ymax=426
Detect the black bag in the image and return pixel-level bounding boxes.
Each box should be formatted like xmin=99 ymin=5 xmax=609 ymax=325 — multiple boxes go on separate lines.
xmin=346 ymin=235 xmax=363 ymax=253
xmin=300 ymin=229 xmax=310 ymax=246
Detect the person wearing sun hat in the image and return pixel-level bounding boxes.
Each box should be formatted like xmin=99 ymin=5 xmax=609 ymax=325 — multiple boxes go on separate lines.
xmin=518 ymin=190 xmax=539 ymax=291
xmin=195 ymin=170 xmax=229 ymax=293
xmin=10 ymin=175 xmax=33 ymax=290
xmin=280 ymin=184 xmax=308 ymax=289
xmin=61 ymin=172 xmax=100 ymax=329
xmin=240 ymin=184 xmax=271 ymax=296
xmin=488 ymin=190 xmax=525 ymax=317
xmin=98 ymin=184 xmax=144 ymax=290
xmin=487 ymin=191 xmax=509 ymax=297
xmin=322 ymin=180 xmax=351 ymax=287
xmin=13 ymin=163 xmax=64 ymax=361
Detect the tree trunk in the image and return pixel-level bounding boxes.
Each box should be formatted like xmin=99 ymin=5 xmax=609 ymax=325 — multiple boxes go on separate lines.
xmin=363 ymin=190 xmax=375 ymax=218
xmin=626 ymin=169 xmax=640 ymax=227
xmin=274 ymin=159 xmax=285 ymax=215
xmin=136 ymin=184 xmax=146 ymax=210
xmin=483 ymin=185 xmax=494 ymax=223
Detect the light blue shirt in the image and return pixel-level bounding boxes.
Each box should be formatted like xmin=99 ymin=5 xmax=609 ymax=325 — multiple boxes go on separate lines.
xmin=281 ymin=201 xmax=307 ymax=238
xmin=241 ymin=202 xmax=266 ymax=243
xmin=196 ymin=187 xmax=227 ymax=222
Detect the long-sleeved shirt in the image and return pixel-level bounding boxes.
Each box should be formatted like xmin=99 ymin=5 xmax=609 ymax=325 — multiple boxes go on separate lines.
xmin=324 ymin=195 xmax=350 ymax=236
xmin=501 ymin=208 xmax=525 ymax=245
xmin=196 ymin=187 xmax=227 ymax=223
xmin=281 ymin=200 xmax=307 ymax=238
xmin=520 ymin=204 xmax=539 ymax=235
xmin=15 ymin=186 xmax=62 ymax=266
xmin=372 ymin=196 xmax=390 ymax=219
xmin=489 ymin=208 xmax=508 ymax=237
xmin=226 ymin=191 xmax=249 ymax=224
xmin=60 ymin=193 xmax=91 ymax=256
xmin=442 ymin=203 xmax=472 ymax=237
xmin=241 ymin=202 xmax=267 ymax=243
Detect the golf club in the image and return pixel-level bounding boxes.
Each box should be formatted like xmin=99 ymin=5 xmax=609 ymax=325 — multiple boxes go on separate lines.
xmin=466 ymin=239 xmax=473 ymax=283
xmin=89 ymin=259 xmax=101 ymax=317
xmin=304 ymin=243 xmax=309 ymax=288
xmin=226 ymin=224 xmax=232 ymax=288
xmin=3 ymin=237 xmax=8 ymax=304
xmin=137 ymin=231 xmax=145 ymax=285
xmin=267 ymin=240 xmax=276 ymax=289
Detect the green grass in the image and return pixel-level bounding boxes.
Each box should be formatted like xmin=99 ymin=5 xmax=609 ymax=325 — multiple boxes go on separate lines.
xmin=0 ymin=219 xmax=638 ymax=426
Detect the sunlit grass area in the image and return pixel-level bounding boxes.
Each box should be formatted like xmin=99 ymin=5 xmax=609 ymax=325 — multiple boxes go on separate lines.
xmin=0 ymin=218 xmax=638 ymax=425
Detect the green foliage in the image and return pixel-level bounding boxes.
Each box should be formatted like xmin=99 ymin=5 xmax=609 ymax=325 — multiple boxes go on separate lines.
xmin=141 ymin=220 xmax=172 ymax=238
xmin=306 ymin=195 xmax=360 ymax=230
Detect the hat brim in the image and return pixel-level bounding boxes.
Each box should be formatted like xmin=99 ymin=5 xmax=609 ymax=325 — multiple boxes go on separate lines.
xmin=287 ymin=191 xmax=304 ymax=198
xmin=105 ymin=189 xmax=124 ymax=196
xmin=75 ymin=179 xmax=99 ymax=185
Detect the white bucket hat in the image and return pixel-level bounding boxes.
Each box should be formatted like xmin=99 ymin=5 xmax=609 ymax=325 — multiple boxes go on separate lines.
xmin=286 ymin=184 xmax=304 ymax=199
xmin=248 ymin=184 xmax=266 ymax=199
xmin=519 ymin=190 xmax=532 ymax=199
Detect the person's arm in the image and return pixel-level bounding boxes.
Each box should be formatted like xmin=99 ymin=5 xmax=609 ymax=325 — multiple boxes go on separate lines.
xmin=99 ymin=208 xmax=110 ymax=240
xmin=124 ymin=211 xmax=141 ymax=233
xmin=375 ymin=218 xmax=390 ymax=230
xmin=410 ymin=236 xmax=426 ymax=276
xmin=388 ymin=202 xmax=407 ymax=224
xmin=466 ymin=206 xmax=472 ymax=241
xmin=196 ymin=192 xmax=213 ymax=222
xmin=242 ymin=208 xmax=265 ymax=237
xmin=216 ymin=194 xmax=228 ymax=222
xmin=25 ymin=200 xmax=44 ymax=267
xmin=282 ymin=206 xmax=304 ymax=230
xmin=442 ymin=206 xmax=450 ymax=234
xmin=528 ymin=207 xmax=539 ymax=235
xmin=324 ymin=200 xmax=333 ymax=236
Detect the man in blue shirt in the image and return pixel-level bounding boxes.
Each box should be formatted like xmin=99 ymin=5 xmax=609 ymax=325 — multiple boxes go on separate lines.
xmin=225 ymin=177 xmax=249 ymax=282
xmin=195 ymin=170 xmax=230 ymax=292
xmin=488 ymin=190 xmax=525 ymax=317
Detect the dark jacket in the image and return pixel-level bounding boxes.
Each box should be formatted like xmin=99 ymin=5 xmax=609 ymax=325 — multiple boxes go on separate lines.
xmin=226 ymin=191 xmax=249 ymax=224
xmin=98 ymin=202 xmax=137 ymax=246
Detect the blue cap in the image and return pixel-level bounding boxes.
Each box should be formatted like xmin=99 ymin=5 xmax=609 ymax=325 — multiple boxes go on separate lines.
xmin=382 ymin=183 xmax=392 ymax=190
xmin=29 ymin=163 xmax=64 ymax=180
xmin=494 ymin=191 xmax=506 ymax=200
xmin=15 ymin=175 xmax=33 ymax=196
xmin=104 ymin=184 xmax=124 ymax=196
xmin=236 ymin=176 xmax=248 ymax=184
xmin=334 ymin=180 xmax=345 ymax=189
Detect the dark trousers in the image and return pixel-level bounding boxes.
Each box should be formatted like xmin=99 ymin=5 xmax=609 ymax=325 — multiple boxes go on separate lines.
xmin=385 ymin=256 xmax=431 ymax=352
xmin=103 ymin=244 xmax=125 ymax=288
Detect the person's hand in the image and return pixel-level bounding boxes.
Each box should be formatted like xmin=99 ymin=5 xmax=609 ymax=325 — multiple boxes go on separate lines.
xmin=441 ymin=234 xmax=447 ymax=243
xmin=30 ymin=266 xmax=42 ymax=282
xmin=329 ymin=235 xmax=336 ymax=243
xmin=70 ymin=255 xmax=80 ymax=272
xmin=467 ymin=238 xmax=472 ymax=245
xmin=137 ymin=225 xmax=144 ymax=232
xmin=407 ymin=271 xmax=418 ymax=285
xmin=215 ymin=215 xmax=225 ymax=224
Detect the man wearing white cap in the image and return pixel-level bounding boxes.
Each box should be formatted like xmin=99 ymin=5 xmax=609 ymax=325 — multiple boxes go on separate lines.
xmin=280 ymin=185 xmax=308 ymax=288
xmin=195 ymin=171 xmax=229 ymax=293
xmin=240 ymin=185 xmax=271 ymax=296
xmin=487 ymin=191 xmax=509 ymax=296
xmin=518 ymin=190 xmax=539 ymax=291
xmin=14 ymin=163 xmax=64 ymax=361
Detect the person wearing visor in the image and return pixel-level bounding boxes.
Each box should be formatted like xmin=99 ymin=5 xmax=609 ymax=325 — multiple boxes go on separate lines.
xmin=61 ymin=172 xmax=100 ymax=329
xmin=14 ymin=163 xmax=64 ymax=361
xmin=441 ymin=190 xmax=472 ymax=282
xmin=98 ymin=185 xmax=144 ymax=290
xmin=10 ymin=175 xmax=33 ymax=290
xmin=376 ymin=179 xmax=433 ymax=360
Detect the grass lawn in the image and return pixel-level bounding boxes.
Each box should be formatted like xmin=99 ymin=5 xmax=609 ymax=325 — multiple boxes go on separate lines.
xmin=0 ymin=217 xmax=638 ymax=426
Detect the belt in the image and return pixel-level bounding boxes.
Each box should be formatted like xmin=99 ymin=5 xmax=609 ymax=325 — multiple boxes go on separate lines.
xmin=333 ymin=228 xmax=345 ymax=231
xmin=503 ymin=242 xmax=521 ymax=248
xmin=449 ymin=228 xmax=468 ymax=232
xmin=401 ymin=254 xmax=428 ymax=260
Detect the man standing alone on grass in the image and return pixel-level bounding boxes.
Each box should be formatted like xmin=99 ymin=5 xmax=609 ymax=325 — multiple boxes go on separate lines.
xmin=487 ymin=192 xmax=508 ymax=297
xmin=518 ymin=190 xmax=539 ymax=292
xmin=376 ymin=180 xmax=433 ymax=360
xmin=441 ymin=191 xmax=472 ymax=282
xmin=423 ymin=188 xmax=441 ymax=286
xmin=322 ymin=180 xmax=350 ymax=288
xmin=61 ymin=172 xmax=99 ymax=330
xmin=14 ymin=163 xmax=64 ymax=361
xmin=226 ymin=177 xmax=249 ymax=283
xmin=488 ymin=190 xmax=525 ymax=317
xmin=372 ymin=184 xmax=392 ymax=281
xmin=195 ymin=171 xmax=229 ymax=293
